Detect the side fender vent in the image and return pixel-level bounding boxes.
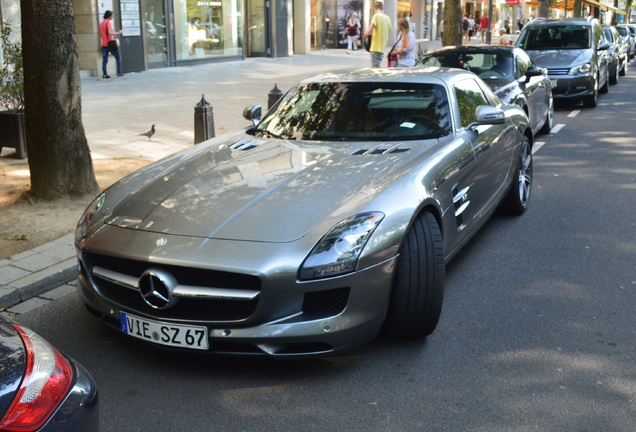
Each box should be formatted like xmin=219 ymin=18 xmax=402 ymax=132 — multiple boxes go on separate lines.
xmin=352 ymin=144 xmax=410 ymax=155
xmin=228 ymin=139 xmax=259 ymax=151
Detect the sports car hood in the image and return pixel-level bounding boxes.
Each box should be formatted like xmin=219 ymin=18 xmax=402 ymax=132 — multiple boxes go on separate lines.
xmin=525 ymin=48 xmax=592 ymax=69
xmin=104 ymin=133 xmax=419 ymax=243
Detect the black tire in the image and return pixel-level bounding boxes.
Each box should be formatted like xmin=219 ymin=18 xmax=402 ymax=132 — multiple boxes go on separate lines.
xmin=502 ymin=136 xmax=532 ymax=215
xmin=610 ymin=61 xmax=619 ymax=85
xmin=599 ymin=69 xmax=609 ymax=94
xmin=619 ymin=58 xmax=627 ymax=76
xmin=538 ymin=92 xmax=554 ymax=135
xmin=383 ymin=212 xmax=444 ymax=340
xmin=583 ymin=77 xmax=598 ymax=108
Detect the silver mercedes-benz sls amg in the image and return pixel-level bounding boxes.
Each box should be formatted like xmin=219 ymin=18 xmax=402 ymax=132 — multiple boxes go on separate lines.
xmin=75 ymin=67 xmax=533 ymax=358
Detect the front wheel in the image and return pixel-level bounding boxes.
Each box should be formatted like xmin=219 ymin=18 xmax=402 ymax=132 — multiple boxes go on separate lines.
xmin=502 ymin=136 xmax=532 ymax=215
xmin=539 ymin=92 xmax=554 ymax=135
xmin=583 ymin=77 xmax=598 ymax=108
xmin=382 ymin=212 xmax=444 ymax=340
xmin=610 ymin=61 xmax=619 ymax=84
xmin=599 ymin=69 xmax=609 ymax=94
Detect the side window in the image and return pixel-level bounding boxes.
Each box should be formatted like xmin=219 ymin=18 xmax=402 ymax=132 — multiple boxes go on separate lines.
xmin=594 ymin=25 xmax=603 ymax=48
xmin=454 ymin=78 xmax=490 ymax=127
xmin=516 ymin=50 xmax=531 ymax=77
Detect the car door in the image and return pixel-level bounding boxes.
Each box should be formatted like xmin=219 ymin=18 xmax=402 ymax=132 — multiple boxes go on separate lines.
xmin=516 ymin=49 xmax=547 ymax=133
xmin=454 ymin=77 xmax=517 ymax=225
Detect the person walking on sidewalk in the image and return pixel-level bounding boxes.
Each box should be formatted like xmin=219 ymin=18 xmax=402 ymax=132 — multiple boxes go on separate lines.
xmin=343 ymin=13 xmax=361 ymax=53
xmin=480 ymin=14 xmax=489 ymax=43
xmin=391 ymin=18 xmax=416 ymax=67
xmin=364 ymin=2 xmax=392 ymax=67
xmin=100 ymin=10 xmax=123 ymax=79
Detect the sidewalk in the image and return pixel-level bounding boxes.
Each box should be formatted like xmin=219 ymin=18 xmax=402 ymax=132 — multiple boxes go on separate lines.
xmin=1 ymin=37 xmax=476 ymax=311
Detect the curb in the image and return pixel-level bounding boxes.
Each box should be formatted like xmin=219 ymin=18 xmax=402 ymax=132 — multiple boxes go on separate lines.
xmin=0 ymin=234 xmax=77 ymax=310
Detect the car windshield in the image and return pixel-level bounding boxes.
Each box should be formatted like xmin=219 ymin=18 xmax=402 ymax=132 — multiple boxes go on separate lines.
xmin=419 ymin=52 xmax=514 ymax=80
xmin=617 ymin=27 xmax=628 ymax=37
xmin=518 ymin=25 xmax=591 ymax=50
xmin=253 ymin=82 xmax=453 ymax=141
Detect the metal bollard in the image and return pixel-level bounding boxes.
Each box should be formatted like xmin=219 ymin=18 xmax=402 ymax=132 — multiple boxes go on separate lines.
xmin=194 ymin=94 xmax=215 ymax=144
xmin=268 ymin=84 xmax=283 ymax=110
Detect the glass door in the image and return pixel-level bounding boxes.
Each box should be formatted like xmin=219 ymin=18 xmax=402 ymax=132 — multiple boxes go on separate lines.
xmin=247 ymin=0 xmax=270 ymax=56
xmin=143 ymin=0 xmax=171 ymax=68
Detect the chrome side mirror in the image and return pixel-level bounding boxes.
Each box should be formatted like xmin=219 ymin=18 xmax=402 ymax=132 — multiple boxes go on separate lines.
xmin=243 ymin=104 xmax=262 ymax=126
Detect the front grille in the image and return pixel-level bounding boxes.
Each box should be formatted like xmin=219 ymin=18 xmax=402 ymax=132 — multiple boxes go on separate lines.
xmin=97 ymin=278 xmax=257 ymax=320
xmin=88 ymin=254 xmax=260 ymax=291
xmin=548 ymin=68 xmax=571 ymax=76
xmin=302 ymin=287 xmax=350 ymax=318
xmin=85 ymin=253 xmax=260 ymax=322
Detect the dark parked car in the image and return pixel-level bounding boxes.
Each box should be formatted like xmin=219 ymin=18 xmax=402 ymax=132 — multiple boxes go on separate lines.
xmin=0 ymin=315 xmax=99 ymax=431
xmin=516 ymin=17 xmax=610 ymax=108
xmin=417 ymin=45 xmax=554 ymax=135
xmin=615 ymin=24 xmax=636 ymax=59
xmin=602 ymin=25 xmax=628 ymax=83
xmin=75 ymin=68 xmax=534 ymax=358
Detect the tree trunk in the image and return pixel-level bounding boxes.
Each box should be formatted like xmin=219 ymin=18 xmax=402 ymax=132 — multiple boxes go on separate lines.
xmin=538 ymin=0 xmax=550 ymax=18
xmin=21 ymin=0 xmax=99 ymax=200
xmin=573 ymin=0 xmax=583 ymax=17
xmin=443 ymin=0 xmax=463 ymax=46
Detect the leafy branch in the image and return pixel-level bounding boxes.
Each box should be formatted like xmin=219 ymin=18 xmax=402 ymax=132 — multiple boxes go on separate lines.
xmin=0 ymin=23 xmax=24 ymax=112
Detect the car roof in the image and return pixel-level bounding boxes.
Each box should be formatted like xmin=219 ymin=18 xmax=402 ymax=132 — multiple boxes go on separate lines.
xmin=426 ymin=45 xmax=517 ymax=55
xmin=525 ymin=17 xmax=599 ymax=27
xmin=300 ymin=67 xmax=476 ymax=86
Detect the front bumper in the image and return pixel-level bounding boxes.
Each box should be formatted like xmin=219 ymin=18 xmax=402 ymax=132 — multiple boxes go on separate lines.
xmin=549 ymin=73 xmax=595 ymax=100
xmin=75 ymin=229 xmax=398 ymax=358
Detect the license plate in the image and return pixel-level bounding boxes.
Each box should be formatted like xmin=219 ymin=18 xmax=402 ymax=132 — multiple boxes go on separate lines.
xmin=550 ymin=80 xmax=558 ymax=88
xmin=120 ymin=312 xmax=209 ymax=350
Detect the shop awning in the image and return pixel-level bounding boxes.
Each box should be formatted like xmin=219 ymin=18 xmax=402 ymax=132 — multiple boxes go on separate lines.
xmin=523 ymin=0 xmax=625 ymax=14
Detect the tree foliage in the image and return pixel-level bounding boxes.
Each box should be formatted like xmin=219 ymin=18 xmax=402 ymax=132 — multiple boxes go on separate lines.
xmin=0 ymin=23 xmax=24 ymax=112
xmin=20 ymin=0 xmax=99 ymax=200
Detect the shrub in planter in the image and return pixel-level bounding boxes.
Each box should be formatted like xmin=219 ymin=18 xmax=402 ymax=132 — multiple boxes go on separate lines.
xmin=0 ymin=22 xmax=26 ymax=158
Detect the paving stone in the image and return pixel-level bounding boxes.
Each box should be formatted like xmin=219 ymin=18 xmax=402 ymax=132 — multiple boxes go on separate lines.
xmin=39 ymin=284 xmax=76 ymax=300
xmin=0 ymin=265 xmax=29 ymax=285
xmin=7 ymin=297 xmax=52 ymax=314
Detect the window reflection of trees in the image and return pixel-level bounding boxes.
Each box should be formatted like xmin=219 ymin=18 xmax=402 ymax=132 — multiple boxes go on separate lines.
xmin=256 ymin=82 xmax=453 ymax=141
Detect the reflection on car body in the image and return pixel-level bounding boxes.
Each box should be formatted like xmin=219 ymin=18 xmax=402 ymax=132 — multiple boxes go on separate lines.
xmin=417 ymin=45 xmax=554 ymax=136
xmin=516 ymin=18 xmax=610 ymax=108
xmin=75 ymin=68 xmax=534 ymax=358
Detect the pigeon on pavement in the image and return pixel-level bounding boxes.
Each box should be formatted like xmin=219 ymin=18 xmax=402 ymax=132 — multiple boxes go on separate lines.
xmin=139 ymin=124 xmax=155 ymax=140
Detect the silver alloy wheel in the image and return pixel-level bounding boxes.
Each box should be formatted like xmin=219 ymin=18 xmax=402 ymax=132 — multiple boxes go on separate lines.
xmin=517 ymin=140 xmax=532 ymax=209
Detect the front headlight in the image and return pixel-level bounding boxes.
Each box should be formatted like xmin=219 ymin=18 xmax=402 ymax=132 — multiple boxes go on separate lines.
xmin=75 ymin=193 xmax=106 ymax=242
xmin=569 ymin=62 xmax=592 ymax=75
xmin=299 ymin=212 xmax=384 ymax=280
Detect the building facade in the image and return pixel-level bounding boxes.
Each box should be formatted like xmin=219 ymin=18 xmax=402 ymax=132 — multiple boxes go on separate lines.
xmin=0 ymin=0 xmax=632 ymax=77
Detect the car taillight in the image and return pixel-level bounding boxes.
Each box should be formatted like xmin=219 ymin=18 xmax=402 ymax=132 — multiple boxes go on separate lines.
xmin=0 ymin=325 xmax=73 ymax=431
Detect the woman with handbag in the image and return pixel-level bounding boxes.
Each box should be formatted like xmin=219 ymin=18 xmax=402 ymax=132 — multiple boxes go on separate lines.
xmin=343 ymin=13 xmax=360 ymax=53
xmin=390 ymin=18 xmax=416 ymax=67
xmin=99 ymin=10 xmax=124 ymax=78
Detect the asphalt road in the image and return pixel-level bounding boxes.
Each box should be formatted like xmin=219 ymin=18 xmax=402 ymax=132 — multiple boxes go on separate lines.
xmin=12 ymin=67 xmax=636 ymax=431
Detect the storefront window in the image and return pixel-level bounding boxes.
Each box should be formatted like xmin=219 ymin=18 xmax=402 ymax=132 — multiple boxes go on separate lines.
xmin=174 ymin=0 xmax=243 ymax=61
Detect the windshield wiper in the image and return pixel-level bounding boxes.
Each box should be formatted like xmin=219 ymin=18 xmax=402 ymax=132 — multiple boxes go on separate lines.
xmin=256 ymin=129 xmax=295 ymax=140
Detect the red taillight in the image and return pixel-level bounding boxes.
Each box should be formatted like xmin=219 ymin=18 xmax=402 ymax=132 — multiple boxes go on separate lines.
xmin=0 ymin=325 xmax=73 ymax=431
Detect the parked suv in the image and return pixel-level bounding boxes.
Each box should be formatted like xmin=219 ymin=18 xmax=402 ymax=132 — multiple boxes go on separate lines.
xmin=515 ymin=17 xmax=610 ymax=108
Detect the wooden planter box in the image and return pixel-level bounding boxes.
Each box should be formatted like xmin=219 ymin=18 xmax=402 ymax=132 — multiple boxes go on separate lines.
xmin=0 ymin=111 xmax=27 ymax=159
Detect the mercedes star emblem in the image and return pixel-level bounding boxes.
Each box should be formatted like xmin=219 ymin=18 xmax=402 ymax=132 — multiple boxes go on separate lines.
xmin=138 ymin=269 xmax=178 ymax=310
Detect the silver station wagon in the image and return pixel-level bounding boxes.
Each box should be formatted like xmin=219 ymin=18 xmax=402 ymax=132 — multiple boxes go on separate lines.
xmin=75 ymin=67 xmax=533 ymax=358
